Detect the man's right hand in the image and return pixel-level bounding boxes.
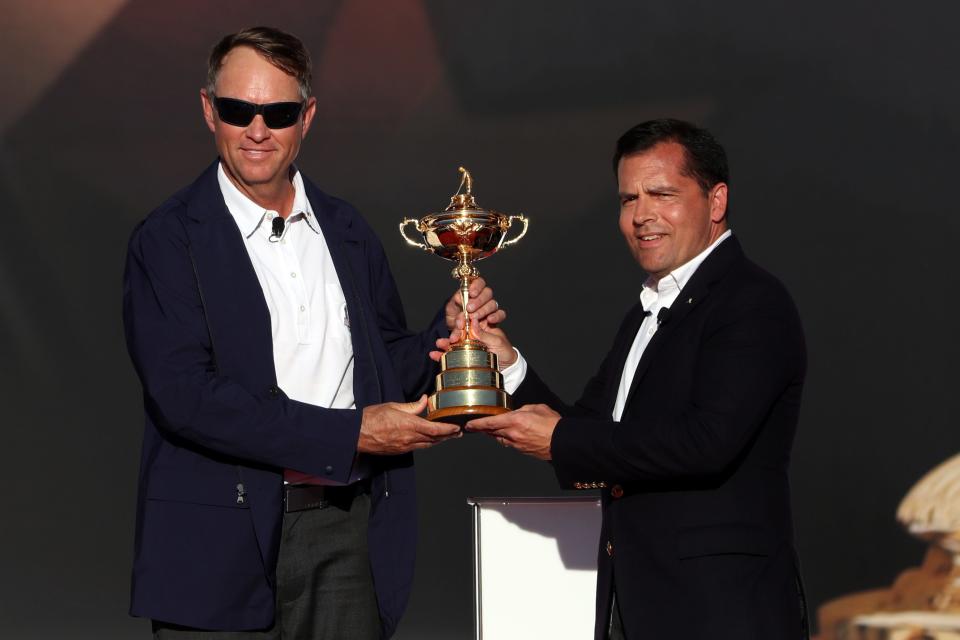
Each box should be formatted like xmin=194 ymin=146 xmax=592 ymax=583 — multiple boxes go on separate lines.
xmin=431 ymin=322 xmax=517 ymax=370
xmin=358 ymin=395 xmax=461 ymax=454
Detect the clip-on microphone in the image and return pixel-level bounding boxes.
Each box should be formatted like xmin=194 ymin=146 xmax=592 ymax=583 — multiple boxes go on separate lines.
xmin=269 ymin=216 xmax=285 ymax=242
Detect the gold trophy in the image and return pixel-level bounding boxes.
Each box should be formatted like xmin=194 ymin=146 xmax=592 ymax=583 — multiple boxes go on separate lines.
xmin=400 ymin=167 xmax=528 ymax=424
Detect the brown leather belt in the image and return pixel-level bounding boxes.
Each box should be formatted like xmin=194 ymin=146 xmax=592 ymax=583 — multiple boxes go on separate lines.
xmin=283 ymin=480 xmax=369 ymax=513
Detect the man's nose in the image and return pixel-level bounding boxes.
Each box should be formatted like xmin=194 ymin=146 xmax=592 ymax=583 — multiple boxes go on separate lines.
xmin=632 ymin=200 xmax=655 ymax=226
xmin=245 ymin=115 xmax=270 ymax=142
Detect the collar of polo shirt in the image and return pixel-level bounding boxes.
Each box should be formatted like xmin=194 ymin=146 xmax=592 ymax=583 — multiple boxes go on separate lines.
xmin=218 ymin=163 xmax=321 ymax=240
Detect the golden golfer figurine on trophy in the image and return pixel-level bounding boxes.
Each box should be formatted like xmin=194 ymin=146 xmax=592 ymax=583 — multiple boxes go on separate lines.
xmin=400 ymin=167 xmax=528 ymax=424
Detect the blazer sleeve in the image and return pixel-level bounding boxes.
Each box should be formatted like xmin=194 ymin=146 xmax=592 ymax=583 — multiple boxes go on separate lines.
xmin=123 ymin=211 xmax=360 ymax=483
xmin=550 ymin=292 xmax=805 ymax=486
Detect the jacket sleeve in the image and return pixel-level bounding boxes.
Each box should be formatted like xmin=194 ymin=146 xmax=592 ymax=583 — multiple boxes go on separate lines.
xmin=550 ymin=295 xmax=805 ymax=486
xmin=123 ymin=211 xmax=360 ymax=483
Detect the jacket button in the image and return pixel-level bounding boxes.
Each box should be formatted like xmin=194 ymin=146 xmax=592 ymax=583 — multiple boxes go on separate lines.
xmin=268 ymin=386 xmax=280 ymax=398
xmin=606 ymin=541 xmax=613 ymax=557
xmin=324 ymin=465 xmax=334 ymax=475
xmin=610 ymin=485 xmax=624 ymax=499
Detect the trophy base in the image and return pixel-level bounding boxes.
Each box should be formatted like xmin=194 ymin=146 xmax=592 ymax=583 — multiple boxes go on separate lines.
xmin=426 ymin=387 xmax=512 ymax=428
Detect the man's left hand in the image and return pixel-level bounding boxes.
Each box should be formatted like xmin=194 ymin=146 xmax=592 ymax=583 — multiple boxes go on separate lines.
xmin=444 ymin=277 xmax=505 ymax=332
xmin=466 ymin=404 xmax=560 ymax=461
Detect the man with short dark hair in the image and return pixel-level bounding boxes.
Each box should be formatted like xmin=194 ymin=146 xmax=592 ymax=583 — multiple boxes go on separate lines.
xmin=123 ymin=26 xmax=507 ymax=639
xmin=463 ymin=119 xmax=809 ymax=639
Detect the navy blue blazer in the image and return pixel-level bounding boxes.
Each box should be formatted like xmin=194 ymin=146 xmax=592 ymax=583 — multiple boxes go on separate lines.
xmin=515 ymin=237 xmax=808 ymax=639
xmin=123 ymin=162 xmax=445 ymax=636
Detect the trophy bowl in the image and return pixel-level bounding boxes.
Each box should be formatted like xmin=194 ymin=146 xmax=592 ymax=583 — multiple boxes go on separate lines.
xmin=399 ymin=168 xmax=528 ymax=424
xmin=416 ymin=211 xmax=515 ymax=261
xmin=402 ymin=209 xmax=527 ymax=267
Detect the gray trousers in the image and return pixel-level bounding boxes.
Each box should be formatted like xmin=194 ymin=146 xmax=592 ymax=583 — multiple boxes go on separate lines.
xmin=153 ymin=493 xmax=380 ymax=640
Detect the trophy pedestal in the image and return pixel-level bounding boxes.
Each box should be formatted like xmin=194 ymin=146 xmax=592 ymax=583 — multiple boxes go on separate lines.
xmin=427 ymin=341 xmax=512 ymax=427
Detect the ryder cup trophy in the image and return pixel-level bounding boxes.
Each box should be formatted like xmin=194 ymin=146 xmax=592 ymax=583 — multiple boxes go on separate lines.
xmin=400 ymin=167 xmax=528 ymax=424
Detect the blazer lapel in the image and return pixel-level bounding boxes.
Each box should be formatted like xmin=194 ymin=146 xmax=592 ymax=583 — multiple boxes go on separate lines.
xmin=182 ymin=162 xmax=276 ymax=388
xmin=600 ymin=301 xmax=648 ymax=415
xmin=302 ymin=179 xmax=382 ymax=408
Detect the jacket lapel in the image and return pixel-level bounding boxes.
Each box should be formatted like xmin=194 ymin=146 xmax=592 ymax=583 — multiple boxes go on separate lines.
xmin=621 ymin=236 xmax=744 ymax=412
xmin=182 ymin=161 xmax=276 ymax=388
xmin=302 ymin=178 xmax=382 ymax=408
xmin=600 ymin=301 xmax=648 ymax=415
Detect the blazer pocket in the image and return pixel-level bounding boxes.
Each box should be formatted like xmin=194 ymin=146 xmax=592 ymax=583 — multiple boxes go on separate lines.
xmin=146 ymin=467 xmax=249 ymax=509
xmin=676 ymin=522 xmax=773 ymax=559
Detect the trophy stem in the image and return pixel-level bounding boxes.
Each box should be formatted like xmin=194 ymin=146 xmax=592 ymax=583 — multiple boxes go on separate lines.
xmin=460 ymin=274 xmax=472 ymax=339
xmin=456 ymin=246 xmax=476 ymax=341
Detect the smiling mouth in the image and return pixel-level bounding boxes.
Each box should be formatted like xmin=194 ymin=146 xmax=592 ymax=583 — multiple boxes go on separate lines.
xmin=638 ymin=234 xmax=665 ymax=241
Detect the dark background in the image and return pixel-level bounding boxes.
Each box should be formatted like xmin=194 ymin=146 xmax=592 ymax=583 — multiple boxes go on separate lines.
xmin=2 ymin=1 xmax=957 ymax=638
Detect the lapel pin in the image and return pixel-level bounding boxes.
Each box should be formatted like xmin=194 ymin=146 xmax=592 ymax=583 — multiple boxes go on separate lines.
xmin=687 ymin=297 xmax=693 ymax=304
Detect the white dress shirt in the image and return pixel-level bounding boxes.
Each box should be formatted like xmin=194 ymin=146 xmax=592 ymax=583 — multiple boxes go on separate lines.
xmin=611 ymin=230 xmax=733 ymax=421
xmin=501 ymin=349 xmax=526 ymax=394
xmin=219 ymin=165 xmax=357 ymax=483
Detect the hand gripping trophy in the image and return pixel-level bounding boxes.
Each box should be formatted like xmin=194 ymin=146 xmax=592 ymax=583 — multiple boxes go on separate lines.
xmin=400 ymin=168 xmax=528 ymax=424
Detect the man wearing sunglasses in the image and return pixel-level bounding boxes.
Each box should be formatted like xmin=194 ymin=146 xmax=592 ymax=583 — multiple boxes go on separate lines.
xmin=123 ymin=26 xmax=509 ymax=639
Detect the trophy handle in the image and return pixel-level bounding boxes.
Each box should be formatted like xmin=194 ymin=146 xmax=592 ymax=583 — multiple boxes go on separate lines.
xmin=399 ymin=218 xmax=429 ymax=251
xmin=500 ymin=214 xmax=529 ymax=249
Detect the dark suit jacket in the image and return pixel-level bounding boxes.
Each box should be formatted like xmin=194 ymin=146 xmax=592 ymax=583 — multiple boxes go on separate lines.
xmin=122 ymin=162 xmax=445 ymax=637
xmin=515 ymin=237 xmax=807 ymax=639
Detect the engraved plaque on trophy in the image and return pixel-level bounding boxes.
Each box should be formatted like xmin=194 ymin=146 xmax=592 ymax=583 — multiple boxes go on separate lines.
xmin=400 ymin=168 xmax=528 ymax=424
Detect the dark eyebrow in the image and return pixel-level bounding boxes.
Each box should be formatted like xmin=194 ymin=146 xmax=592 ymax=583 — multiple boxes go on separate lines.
xmin=643 ymin=185 xmax=680 ymax=194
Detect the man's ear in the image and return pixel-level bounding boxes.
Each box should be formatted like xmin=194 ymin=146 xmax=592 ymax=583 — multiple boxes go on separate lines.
xmin=200 ymin=88 xmax=216 ymax=133
xmin=300 ymin=96 xmax=317 ymax=140
xmin=709 ymin=182 xmax=728 ymax=223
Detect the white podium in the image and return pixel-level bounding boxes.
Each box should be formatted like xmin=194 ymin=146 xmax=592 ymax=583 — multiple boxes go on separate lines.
xmin=467 ymin=497 xmax=602 ymax=639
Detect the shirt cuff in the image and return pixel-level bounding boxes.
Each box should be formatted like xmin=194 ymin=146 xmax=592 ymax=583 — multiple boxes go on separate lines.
xmin=500 ymin=347 xmax=528 ymax=395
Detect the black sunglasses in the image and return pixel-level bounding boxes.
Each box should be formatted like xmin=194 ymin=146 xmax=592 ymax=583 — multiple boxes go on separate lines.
xmin=212 ymin=96 xmax=305 ymax=129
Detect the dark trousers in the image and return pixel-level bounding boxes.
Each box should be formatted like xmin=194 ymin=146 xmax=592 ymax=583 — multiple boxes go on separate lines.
xmin=608 ymin=592 xmax=627 ymax=640
xmin=605 ymin=576 xmax=810 ymax=640
xmin=153 ymin=493 xmax=379 ymax=640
